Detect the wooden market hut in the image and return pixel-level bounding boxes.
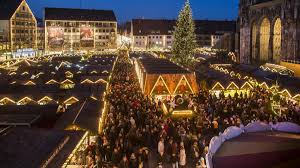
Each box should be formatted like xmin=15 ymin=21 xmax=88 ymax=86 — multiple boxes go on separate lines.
xmin=135 ymin=57 xmax=198 ymax=96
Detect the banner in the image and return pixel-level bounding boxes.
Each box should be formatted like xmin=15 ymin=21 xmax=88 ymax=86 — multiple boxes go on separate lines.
xmin=48 ymin=27 xmax=64 ymax=46
xmin=80 ymin=27 xmax=94 ymax=41
xmin=80 ymin=27 xmax=94 ymax=47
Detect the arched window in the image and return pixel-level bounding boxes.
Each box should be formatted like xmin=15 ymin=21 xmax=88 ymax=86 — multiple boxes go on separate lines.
xmin=260 ymin=18 xmax=271 ymax=62
xmin=273 ymin=18 xmax=282 ymax=63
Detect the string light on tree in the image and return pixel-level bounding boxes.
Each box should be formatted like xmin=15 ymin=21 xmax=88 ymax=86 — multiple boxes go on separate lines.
xmin=171 ymin=0 xmax=197 ymax=66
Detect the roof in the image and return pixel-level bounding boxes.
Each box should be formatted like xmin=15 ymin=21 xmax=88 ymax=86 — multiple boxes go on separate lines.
xmin=139 ymin=57 xmax=191 ymax=74
xmin=45 ymin=8 xmax=117 ymax=21
xmin=73 ymin=99 xmax=103 ymax=133
xmin=251 ymin=0 xmax=283 ymax=8
xmin=132 ymin=19 xmax=236 ymax=36
xmin=54 ymin=98 xmax=103 ymax=133
xmin=0 ymin=104 xmax=57 ymax=113
xmin=0 ymin=127 xmax=85 ymax=168
xmin=0 ymin=0 xmax=23 ymax=20
xmin=0 ymin=114 xmax=40 ymax=126
xmin=132 ymin=19 xmax=176 ymax=36
xmin=194 ymin=20 xmax=236 ymax=35
xmin=212 ymin=63 xmax=300 ymax=96
xmin=253 ymin=0 xmax=276 ymax=5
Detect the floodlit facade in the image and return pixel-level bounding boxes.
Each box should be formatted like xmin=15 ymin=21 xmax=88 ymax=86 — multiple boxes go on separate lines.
xmin=130 ymin=19 xmax=236 ymax=51
xmin=37 ymin=22 xmax=45 ymax=51
xmin=239 ymin=0 xmax=300 ymax=64
xmin=0 ymin=0 xmax=37 ymax=52
xmin=44 ymin=8 xmax=117 ymax=53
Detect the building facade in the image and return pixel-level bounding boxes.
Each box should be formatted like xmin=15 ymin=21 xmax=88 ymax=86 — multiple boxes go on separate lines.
xmin=37 ymin=19 xmax=45 ymax=51
xmin=45 ymin=8 xmax=117 ymax=53
xmin=239 ymin=0 xmax=300 ymax=64
xmin=0 ymin=0 xmax=37 ymax=52
xmin=131 ymin=19 xmax=236 ymax=51
xmin=131 ymin=19 xmax=175 ymax=49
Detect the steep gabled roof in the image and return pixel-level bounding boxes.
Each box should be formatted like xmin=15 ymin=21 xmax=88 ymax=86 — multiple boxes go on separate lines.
xmin=0 ymin=0 xmax=23 ymax=20
xmin=132 ymin=19 xmax=236 ymax=36
xmin=254 ymin=0 xmax=274 ymax=4
xmin=132 ymin=19 xmax=176 ymax=36
xmin=139 ymin=57 xmax=190 ymax=74
xmin=194 ymin=20 xmax=236 ymax=35
xmin=44 ymin=8 xmax=117 ymax=21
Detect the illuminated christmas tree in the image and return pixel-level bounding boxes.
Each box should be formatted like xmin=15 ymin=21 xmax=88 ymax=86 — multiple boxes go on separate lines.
xmin=172 ymin=0 xmax=197 ymax=66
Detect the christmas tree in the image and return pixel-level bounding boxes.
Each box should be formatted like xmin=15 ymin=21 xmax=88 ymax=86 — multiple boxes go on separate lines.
xmin=172 ymin=0 xmax=197 ymax=66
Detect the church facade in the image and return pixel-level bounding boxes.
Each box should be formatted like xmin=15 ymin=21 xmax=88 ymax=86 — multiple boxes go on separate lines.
xmin=239 ymin=0 xmax=300 ymax=64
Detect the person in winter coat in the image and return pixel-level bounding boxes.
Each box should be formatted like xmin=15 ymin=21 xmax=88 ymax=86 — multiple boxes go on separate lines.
xmin=129 ymin=153 xmax=139 ymax=168
xmin=158 ymin=138 xmax=164 ymax=161
xmin=191 ymin=141 xmax=200 ymax=166
xmin=179 ymin=142 xmax=186 ymax=167
xmin=119 ymin=155 xmax=129 ymax=168
xmin=171 ymin=141 xmax=179 ymax=168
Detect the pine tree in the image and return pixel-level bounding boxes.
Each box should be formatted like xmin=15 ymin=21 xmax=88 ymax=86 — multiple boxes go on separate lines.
xmin=172 ymin=0 xmax=197 ymax=66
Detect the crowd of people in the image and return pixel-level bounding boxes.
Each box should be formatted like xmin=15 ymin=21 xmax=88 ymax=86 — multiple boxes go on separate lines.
xmin=83 ymin=54 xmax=300 ymax=168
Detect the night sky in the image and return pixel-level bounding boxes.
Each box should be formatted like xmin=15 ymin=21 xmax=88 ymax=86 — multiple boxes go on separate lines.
xmin=27 ymin=0 xmax=239 ymax=23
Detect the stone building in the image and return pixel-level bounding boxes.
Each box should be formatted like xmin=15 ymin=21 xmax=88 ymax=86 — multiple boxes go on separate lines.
xmin=44 ymin=8 xmax=117 ymax=53
xmin=130 ymin=19 xmax=236 ymax=51
xmin=239 ymin=0 xmax=300 ymax=64
xmin=37 ymin=19 xmax=45 ymax=51
xmin=0 ymin=0 xmax=37 ymax=52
